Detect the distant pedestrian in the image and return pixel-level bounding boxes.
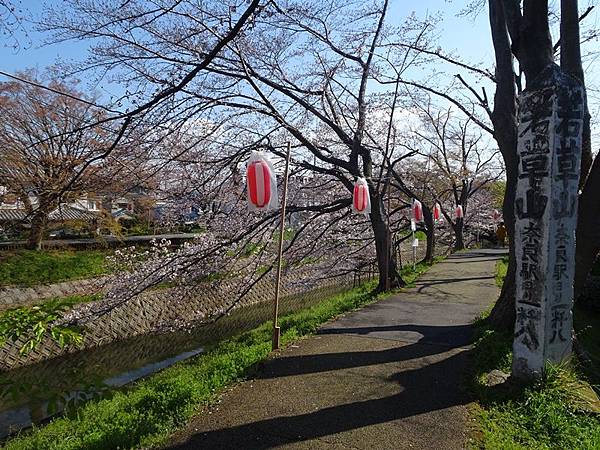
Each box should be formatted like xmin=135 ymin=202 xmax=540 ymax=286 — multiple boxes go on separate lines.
xmin=496 ymin=222 xmax=507 ymax=247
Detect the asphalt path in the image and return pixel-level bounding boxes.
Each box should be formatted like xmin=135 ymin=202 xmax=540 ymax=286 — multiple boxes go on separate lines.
xmin=165 ymin=249 xmax=506 ymax=450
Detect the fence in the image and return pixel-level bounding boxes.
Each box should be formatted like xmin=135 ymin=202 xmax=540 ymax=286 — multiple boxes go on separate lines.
xmin=0 ymin=232 xmax=452 ymax=374
xmin=0 ymin=264 xmax=367 ymax=372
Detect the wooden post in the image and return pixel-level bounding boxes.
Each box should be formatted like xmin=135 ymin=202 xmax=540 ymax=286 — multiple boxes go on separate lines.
xmin=272 ymin=142 xmax=291 ymax=351
xmin=411 ymin=219 xmax=416 ymax=270
xmin=386 ymin=178 xmax=391 ymax=291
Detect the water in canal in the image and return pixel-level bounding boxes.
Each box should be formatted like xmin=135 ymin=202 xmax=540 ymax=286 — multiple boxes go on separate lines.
xmin=0 ymin=300 xmax=277 ymax=439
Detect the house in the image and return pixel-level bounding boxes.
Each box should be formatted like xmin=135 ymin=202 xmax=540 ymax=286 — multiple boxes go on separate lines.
xmin=0 ymin=188 xmax=101 ymax=237
xmin=105 ymin=196 xmax=137 ymax=224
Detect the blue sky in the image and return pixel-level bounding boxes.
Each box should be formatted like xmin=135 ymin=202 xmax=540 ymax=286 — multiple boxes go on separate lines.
xmin=1 ymin=1 xmax=493 ymax=76
xmin=1 ymin=0 xmax=598 ymax=111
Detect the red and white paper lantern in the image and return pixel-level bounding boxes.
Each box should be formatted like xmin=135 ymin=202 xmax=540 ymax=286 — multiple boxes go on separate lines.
xmin=492 ymin=209 xmax=501 ymax=222
xmin=412 ymin=199 xmax=424 ymax=223
xmin=455 ymin=205 xmax=464 ymax=219
xmin=352 ymin=177 xmax=371 ymax=215
xmin=246 ymin=151 xmax=278 ymax=211
xmin=433 ymin=203 xmax=441 ymax=222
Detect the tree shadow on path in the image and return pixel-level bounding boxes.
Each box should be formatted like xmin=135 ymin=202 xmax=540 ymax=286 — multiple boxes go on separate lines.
xmin=415 ymin=276 xmax=495 ymax=293
xmin=168 ymin=324 xmax=476 ymax=450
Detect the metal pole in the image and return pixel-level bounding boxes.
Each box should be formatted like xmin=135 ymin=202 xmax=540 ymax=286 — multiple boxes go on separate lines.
xmin=412 ymin=230 xmax=416 ymax=271
xmin=272 ymin=141 xmax=291 ymax=351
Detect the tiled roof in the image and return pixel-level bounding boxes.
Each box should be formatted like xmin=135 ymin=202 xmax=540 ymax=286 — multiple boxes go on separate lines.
xmin=0 ymin=209 xmax=27 ymax=222
xmin=112 ymin=208 xmax=136 ymax=220
xmin=0 ymin=205 xmax=99 ymax=223
xmin=49 ymin=205 xmax=99 ymax=221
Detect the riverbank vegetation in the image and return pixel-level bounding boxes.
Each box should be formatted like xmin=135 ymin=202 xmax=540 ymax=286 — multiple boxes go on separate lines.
xmin=469 ymin=261 xmax=600 ymax=449
xmin=0 ymin=250 xmax=110 ymax=286
xmin=1 ymin=261 xmax=434 ymax=450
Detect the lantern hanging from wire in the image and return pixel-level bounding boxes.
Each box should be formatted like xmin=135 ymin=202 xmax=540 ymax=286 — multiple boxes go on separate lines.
xmin=433 ymin=203 xmax=441 ymax=223
xmin=412 ymin=199 xmax=424 ymax=223
xmin=352 ymin=177 xmax=371 ymax=215
xmin=246 ymin=151 xmax=278 ymax=211
xmin=455 ymin=205 xmax=464 ymax=219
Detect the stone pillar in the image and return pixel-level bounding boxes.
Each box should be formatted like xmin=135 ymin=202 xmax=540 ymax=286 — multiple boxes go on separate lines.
xmin=512 ymin=64 xmax=585 ymax=379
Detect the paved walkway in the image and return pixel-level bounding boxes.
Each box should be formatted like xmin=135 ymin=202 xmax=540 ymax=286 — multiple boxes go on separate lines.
xmin=165 ymin=249 xmax=506 ymax=450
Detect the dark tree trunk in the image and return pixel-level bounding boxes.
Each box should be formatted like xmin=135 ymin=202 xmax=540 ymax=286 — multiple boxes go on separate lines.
xmin=561 ymin=0 xmax=599 ymax=305
xmin=489 ymin=228 xmax=517 ymax=329
xmin=488 ymin=163 xmax=519 ymax=329
xmin=453 ymin=218 xmax=465 ymax=251
xmin=519 ymin=0 xmax=553 ymax=84
xmin=486 ymin=0 xmax=519 ymax=329
xmin=575 ymin=155 xmax=600 ymax=300
xmin=370 ymin=194 xmax=404 ymax=292
xmin=422 ymin=203 xmax=435 ymax=263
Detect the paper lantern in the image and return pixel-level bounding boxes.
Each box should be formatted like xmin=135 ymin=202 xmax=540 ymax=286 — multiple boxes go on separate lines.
xmin=246 ymin=151 xmax=278 ymax=211
xmin=433 ymin=203 xmax=441 ymax=222
xmin=455 ymin=205 xmax=464 ymax=219
xmin=492 ymin=209 xmax=501 ymax=222
xmin=412 ymin=199 xmax=424 ymax=223
xmin=352 ymin=177 xmax=371 ymax=215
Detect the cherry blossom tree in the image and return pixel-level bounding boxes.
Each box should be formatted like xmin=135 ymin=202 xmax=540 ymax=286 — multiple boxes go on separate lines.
xmin=0 ymin=72 xmax=140 ymax=249
xmin=400 ymin=100 xmax=503 ymax=250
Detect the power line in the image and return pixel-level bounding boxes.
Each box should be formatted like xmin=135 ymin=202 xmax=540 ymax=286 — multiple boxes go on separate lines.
xmin=0 ymin=70 xmax=121 ymax=113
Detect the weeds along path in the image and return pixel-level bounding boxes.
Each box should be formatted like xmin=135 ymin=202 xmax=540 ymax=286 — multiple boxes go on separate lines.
xmin=165 ymin=249 xmax=506 ymax=450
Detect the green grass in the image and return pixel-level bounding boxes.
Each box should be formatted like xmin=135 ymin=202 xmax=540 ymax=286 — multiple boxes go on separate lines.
xmin=495 ymin=256 xmax=508 ymax=288
xmin=468 ymin=257 xmax=600 ymax=449
xmin=0 ymin=250 xmax=110 ymax=286
xmin=2 ymin=262 xmax=436 ymax=450
xmin=471 ymin=319 xmax=600 ymax=449
xmin=0 ymin=295 xmax=99 ymax=355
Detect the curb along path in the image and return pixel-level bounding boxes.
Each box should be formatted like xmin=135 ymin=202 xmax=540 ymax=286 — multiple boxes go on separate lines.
xmin=165 ymin=249 xmax=506 ymax=450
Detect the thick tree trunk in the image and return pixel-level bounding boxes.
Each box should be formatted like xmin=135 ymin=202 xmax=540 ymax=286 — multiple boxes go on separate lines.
xmin=423 ymin=204 xmax=435 ymax=263
xmin=370 ymin=194 xmax=404 ymax=292
xmin=486 ymin=0 xmax=519 ymax=330
xmin=488 ymin=161 xmax=519 ymax=329
xmin=453 ymin=218 xmax=465 ymax=251
xmin=28 ymin=210 xmax=48 ymax=250
xmin=574 ymin=154 xmax=600 ymax=300
xmin=562 ymin=0 xmax=599 ymax=305
xmin=489 ymin=230 xmax=517 ymax=329
xmin=520 ymin=0 xmax=553 ymax=84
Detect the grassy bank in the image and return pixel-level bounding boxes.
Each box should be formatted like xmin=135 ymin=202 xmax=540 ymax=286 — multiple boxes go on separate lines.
xmin=471 ymin=320 xmax=600 ymax=449
xmin=494 ymin=256 xmax=508 ymax=288
xmin=2 ymin=261 xmax=434 ymax=450
xmin=470 ymin=259 xmax=600 ymax=449
xmin=0 ymin=250 xmax=110 ymax=286
xmin=0 ymin=295 xmax=99 ymax=355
